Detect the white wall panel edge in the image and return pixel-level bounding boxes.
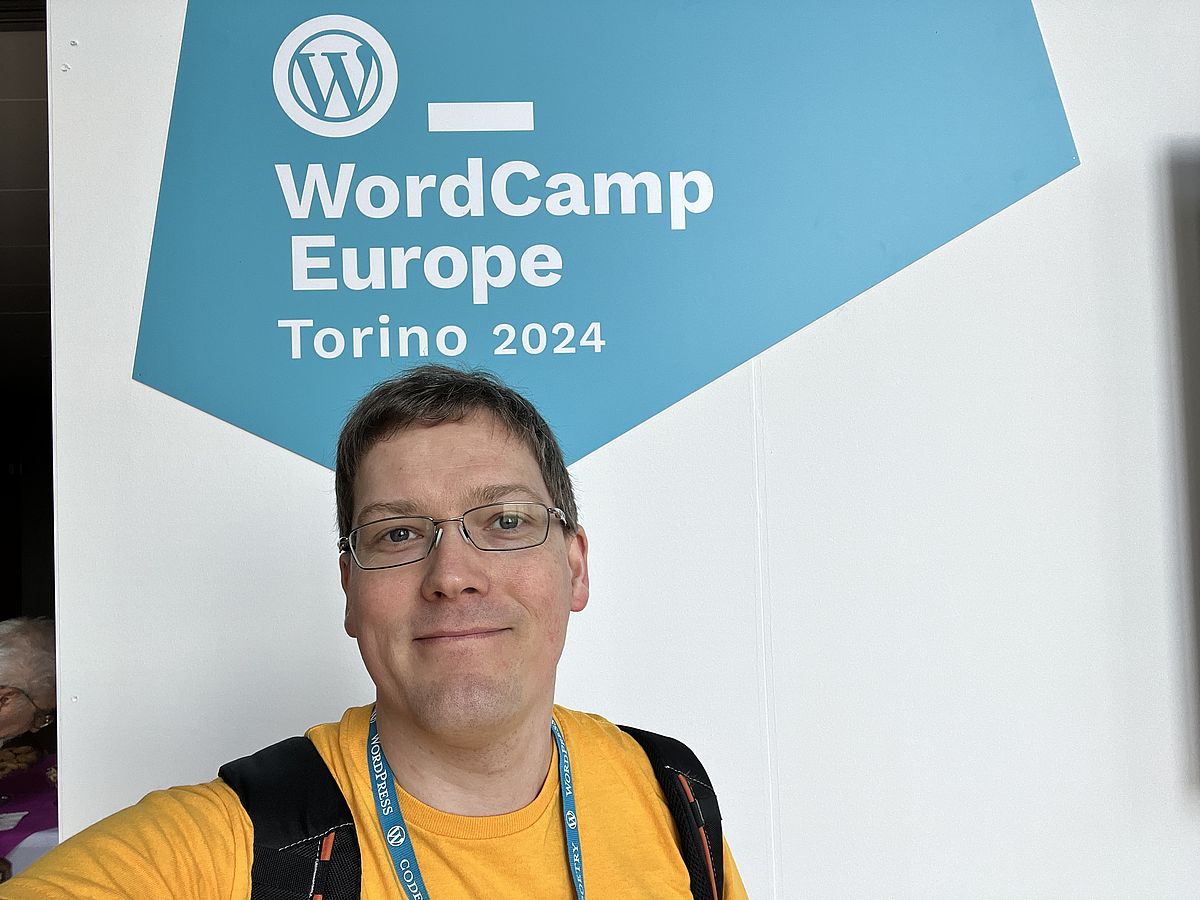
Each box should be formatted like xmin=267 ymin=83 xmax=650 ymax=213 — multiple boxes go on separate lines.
xmin=749 ymin=358 xmax=783 ymax=897
xmin=561 ymin=366 xmax=775 ymax=896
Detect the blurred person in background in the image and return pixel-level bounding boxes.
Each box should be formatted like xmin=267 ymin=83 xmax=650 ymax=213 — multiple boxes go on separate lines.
xmin=0 ymin=618 xmax=57 ymax=882
xmin=0 ymin=619 xmax=54 ymax=750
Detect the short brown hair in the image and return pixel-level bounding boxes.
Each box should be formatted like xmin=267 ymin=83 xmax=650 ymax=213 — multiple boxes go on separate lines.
xmin=335 ymin=365 xmax=578 ymax=539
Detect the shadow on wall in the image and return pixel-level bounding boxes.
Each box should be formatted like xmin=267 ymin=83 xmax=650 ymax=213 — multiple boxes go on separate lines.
xmin=1168 ymin=150 xmax=1200 ymax=788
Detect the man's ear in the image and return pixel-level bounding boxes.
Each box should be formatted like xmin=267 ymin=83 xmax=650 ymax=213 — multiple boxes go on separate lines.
xmin=567 ymin=526 xmax=589 ymax=613
xmin=340 ymin=552 xmax=358 ymax=638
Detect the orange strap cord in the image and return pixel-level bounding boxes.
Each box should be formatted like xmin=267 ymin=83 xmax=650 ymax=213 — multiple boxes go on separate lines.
xmin=676 ymin=773 xmax=719 ymax=900
xmin=311 ymin=830 xmax=338 ymax=900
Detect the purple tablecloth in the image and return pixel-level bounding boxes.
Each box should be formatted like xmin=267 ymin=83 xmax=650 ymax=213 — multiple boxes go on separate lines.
xmin=0 ymin=755 xmax=57 ymax=859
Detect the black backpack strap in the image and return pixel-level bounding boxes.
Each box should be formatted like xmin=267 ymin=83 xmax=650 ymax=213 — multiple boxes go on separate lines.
xmin=620 ymin=725 xmax=723 ymax=900
xmin=219 ymin=737 xmax=362 ymax=900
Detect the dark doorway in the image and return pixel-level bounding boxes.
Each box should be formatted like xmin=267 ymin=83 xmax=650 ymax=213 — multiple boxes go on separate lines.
xmin=1 ymin=1 xmax=52 ymax=620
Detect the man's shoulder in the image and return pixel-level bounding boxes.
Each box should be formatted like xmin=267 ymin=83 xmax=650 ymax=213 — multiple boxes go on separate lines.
xmin=296 ymin=704 xmax=373 ymax=785
xmin=300 ymin=704 xmax=372 ymax=750
xmin=5 ymin=779 xmax=255 ymax=896
xmin=552 ymin=704 xmax=645 ymax=752
xmin=552 ymin=704 xmax=696 ymax=761
xmin=551 ymin=705 xmax=668 ymax=795
xmin=553 ymin=707 xmax=746 ymax=900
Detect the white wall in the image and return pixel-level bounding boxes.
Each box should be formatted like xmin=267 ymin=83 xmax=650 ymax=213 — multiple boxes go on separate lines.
xmin=48 ymin=1 xmax=1200 ymax=896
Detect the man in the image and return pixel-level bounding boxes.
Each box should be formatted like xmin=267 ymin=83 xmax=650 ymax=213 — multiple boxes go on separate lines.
xmin=0 ymin=619 xmax=55 ymax=750
xmin=4 ymin=366 xmax=747 ymax=898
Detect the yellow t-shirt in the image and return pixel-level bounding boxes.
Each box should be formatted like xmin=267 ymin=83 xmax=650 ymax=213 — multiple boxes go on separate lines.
xmin=2 ymin=705 xmax=749 ymax=898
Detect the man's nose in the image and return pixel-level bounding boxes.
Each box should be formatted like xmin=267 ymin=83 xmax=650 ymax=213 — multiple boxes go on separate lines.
xmin=421 ymin=521 xmax=487 ymax=599
xmin=431 ymin=519 xmax=470 ymax=551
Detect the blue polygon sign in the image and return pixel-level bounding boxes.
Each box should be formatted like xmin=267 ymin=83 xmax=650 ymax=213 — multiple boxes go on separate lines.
xmin=133 ymin=1 xmax=1077 ymax=466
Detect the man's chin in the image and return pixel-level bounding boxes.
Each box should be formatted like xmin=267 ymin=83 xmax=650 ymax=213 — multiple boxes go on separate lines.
xmin=405 ymin=674 xmax=524 ymax=738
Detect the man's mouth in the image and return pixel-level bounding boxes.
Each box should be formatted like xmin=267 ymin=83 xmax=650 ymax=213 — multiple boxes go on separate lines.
xmin=414 ymin=627 xmax=509 ymax=644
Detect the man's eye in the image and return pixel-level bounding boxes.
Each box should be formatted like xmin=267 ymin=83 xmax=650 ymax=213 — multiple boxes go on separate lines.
xmin=495 ymin=514 xmax=522 ymax=530
xmin=385 ymin=528 xmax=414 ymax=543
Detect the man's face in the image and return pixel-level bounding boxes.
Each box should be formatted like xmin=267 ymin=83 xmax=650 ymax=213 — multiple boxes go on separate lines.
xmin=340 ymin=413 xmax=589 ymax=739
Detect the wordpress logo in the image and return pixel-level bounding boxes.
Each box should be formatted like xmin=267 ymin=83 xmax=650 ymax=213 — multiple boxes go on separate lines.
xmin=273 ymin=16 xmax=397 ymax=138
xmin=386 ymin=824 xmax=406 ymax=846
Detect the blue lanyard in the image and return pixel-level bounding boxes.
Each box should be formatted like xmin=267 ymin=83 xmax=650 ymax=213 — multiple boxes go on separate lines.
xmin=367 ymin=709 xmax=586 ymax=899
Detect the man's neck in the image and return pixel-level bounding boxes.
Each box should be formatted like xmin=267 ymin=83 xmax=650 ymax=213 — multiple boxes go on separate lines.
xmin=374 ymin=703 xmax=555 ymax=816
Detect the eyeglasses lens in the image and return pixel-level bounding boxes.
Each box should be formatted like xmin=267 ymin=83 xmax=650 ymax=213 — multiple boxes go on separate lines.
xmin=351 ymin=503 xmax=551 ymax=569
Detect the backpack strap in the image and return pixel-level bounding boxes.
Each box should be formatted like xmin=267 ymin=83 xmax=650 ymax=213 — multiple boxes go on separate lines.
xmin=219 ymin=737 xmax=361 ymax=900
xmin=220 ymin=728 xmax=722 ymax=900
xmin=619 ymin=725 xmax=724 ymax=900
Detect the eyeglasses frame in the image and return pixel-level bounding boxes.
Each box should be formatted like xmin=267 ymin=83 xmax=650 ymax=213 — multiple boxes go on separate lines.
xmin=337 ymin=502 xmax=570 ymax=571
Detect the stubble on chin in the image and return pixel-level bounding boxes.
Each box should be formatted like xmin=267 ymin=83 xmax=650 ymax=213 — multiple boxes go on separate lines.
xmin=405 ymin=671 xmax=526 ymax=739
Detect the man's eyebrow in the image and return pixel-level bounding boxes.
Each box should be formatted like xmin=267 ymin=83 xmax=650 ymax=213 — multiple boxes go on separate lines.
xmin=355 ymin=500 xmax=425 ymax=523
xmin=354 ymin=485 xmax=547 ymax=525
xmin=467 ymin=483 xmax=547 ymax=506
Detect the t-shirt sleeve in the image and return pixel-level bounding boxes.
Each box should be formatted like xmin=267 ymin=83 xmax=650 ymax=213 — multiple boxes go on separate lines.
xmin=0 ymin=780 xmax=253 ymax=900
xmin=722 ymin=834 xmax=750 ymax=900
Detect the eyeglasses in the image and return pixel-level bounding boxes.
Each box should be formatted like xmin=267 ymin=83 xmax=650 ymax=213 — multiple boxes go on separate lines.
xmin=0 ymin=685 xmax=53 ymax=733
xmin=338 ymin=502 xmax=569 ymax=571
